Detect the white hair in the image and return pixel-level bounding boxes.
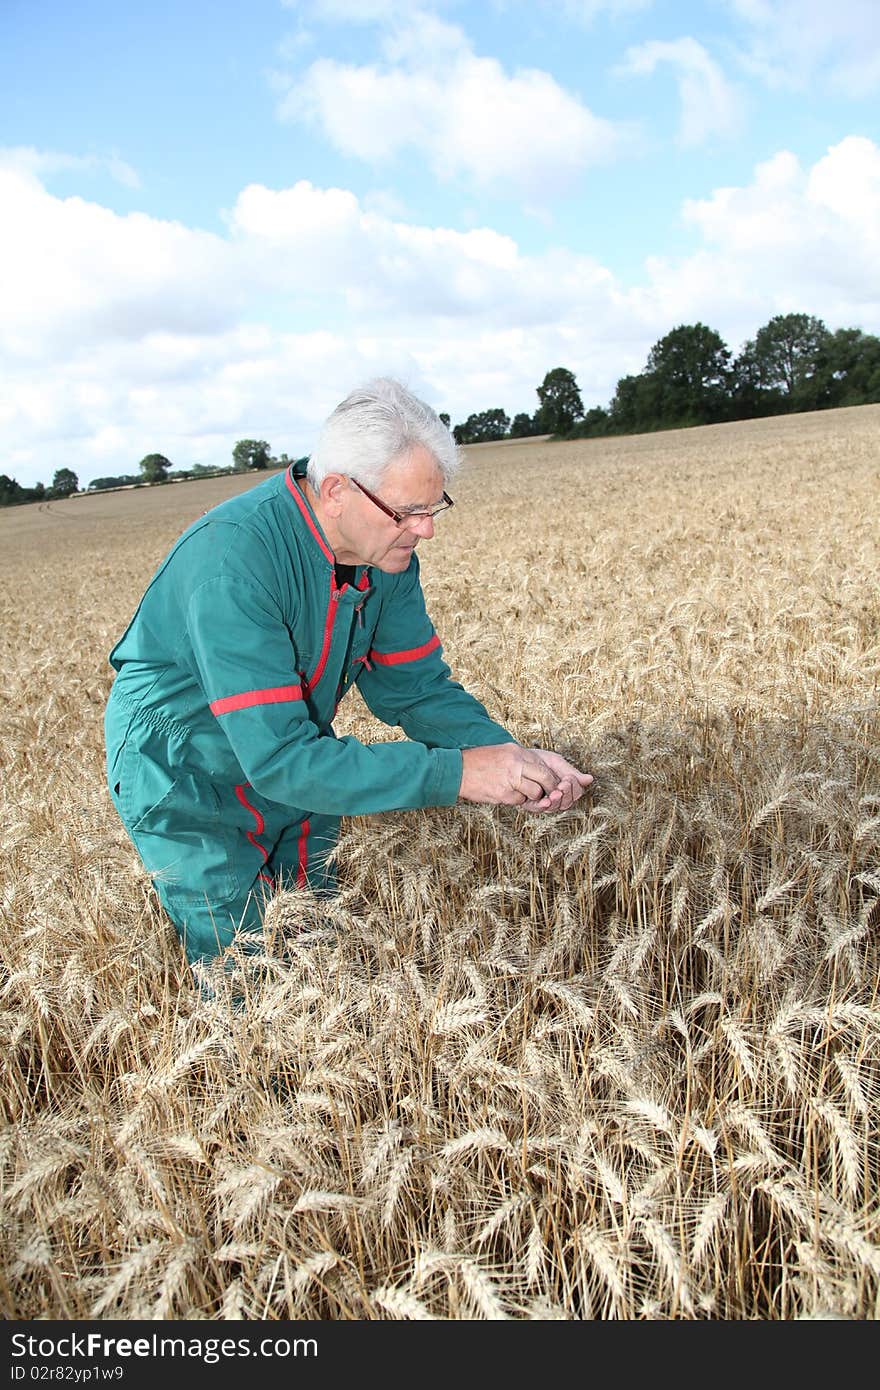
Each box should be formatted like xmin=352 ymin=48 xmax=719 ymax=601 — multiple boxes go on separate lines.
xmin=307 ymin=377 xmax=460 ymax=492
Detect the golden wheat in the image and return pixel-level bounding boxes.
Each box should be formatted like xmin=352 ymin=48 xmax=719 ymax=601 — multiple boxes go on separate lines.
xmin=1 ymin=404 xmax=878 ymax=1319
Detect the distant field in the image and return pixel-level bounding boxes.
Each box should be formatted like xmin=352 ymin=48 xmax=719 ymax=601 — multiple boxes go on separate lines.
xmin=1 ymin=405 xmax=878 ymax=1320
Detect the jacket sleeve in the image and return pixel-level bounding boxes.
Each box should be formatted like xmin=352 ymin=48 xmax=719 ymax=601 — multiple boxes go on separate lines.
xmin=355 ymin=555 xmax=517 ymax=750
xmin=184 ymin=572 xmax=463 ymax=815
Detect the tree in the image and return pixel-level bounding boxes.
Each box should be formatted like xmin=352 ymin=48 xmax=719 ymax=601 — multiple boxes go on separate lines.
xmin=535 ymin=367 xmax=583 ymax=434
xmin=0 ymin=475 xmax=25 ymax=507
xmin=607 ymin=373 xmax=662 ymax=434
xmin=50 ymin=468 xmax=79 ymax=499
xmin=453 ymin=408 xmax=510 ymax=444
xmin=749 ymin=313 xmax=829 ymax=405
xmin=645 ymin=323 xmax=732 ymax=426
xmin=438 ymin=412 xmax=451 ymax=429
xmin=0 ymin=476 xmax=46 ymax=506
xmin=510 ymin=412 xmax=537 ymax=438
xmin=139 ymin=453 xmax=172 ymax=483
xmin=813 ymin=327 xmax=880 ymax=408
xmin=730 ymin=342 xmax=775 ymax=420
xmin=89 ymin=474 xmax=141 ymax=490
xmin=232 ymin=439 xmax=271 ymax=472
xmin=576 ymin=406 xmax=611 ymax=437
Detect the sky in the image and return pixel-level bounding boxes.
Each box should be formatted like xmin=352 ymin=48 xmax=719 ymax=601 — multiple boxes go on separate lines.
xmin=1 ymin=0 xmax=878 ymax=490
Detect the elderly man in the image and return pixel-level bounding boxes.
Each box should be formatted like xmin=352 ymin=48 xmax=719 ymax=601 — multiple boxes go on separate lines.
xmin=105 ymin=378 xmax=592 ymax=968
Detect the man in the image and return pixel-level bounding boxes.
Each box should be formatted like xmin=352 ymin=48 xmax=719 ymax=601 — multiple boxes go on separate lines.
xmin=105 ymin=378 xmax=593 ymax=969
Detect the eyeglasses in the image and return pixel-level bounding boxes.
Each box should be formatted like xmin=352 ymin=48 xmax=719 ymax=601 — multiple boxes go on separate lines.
xmin=350 ymin=477 xmax=455 ymax=527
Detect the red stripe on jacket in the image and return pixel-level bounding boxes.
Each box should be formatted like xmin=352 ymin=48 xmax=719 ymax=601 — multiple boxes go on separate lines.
xmin=368 ymin=633 xmax=440 ymax=666
xmin=210 ymin=684 xmax=302 ymax=715
xmin=235 ymin=783 xmax=270 ymax=864
xmin=296 ymin=818 xmax=310 ymax=888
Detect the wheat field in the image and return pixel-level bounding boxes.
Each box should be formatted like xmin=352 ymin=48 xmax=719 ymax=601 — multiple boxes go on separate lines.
xmin=1 ymin=405 xmax=878 ymax=1321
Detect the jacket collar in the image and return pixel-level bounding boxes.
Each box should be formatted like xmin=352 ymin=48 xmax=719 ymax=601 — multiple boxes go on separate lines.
xmin=285 ymin=462 xmax=335 ymax=566
xmin=285 ymin=462 xmax=372 ymax=594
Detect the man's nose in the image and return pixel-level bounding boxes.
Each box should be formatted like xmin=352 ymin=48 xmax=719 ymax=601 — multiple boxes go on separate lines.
xmin=409 ymin=513 xmax=435 ymax=539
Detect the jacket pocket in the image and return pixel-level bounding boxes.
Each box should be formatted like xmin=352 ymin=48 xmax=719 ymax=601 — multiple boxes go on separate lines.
xmin=121 ymin=747 xmax=241 ymax=904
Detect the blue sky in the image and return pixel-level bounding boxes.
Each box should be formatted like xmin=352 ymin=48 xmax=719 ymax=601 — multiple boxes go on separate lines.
xmin=1 ymin=0 xmax=878 ymax=488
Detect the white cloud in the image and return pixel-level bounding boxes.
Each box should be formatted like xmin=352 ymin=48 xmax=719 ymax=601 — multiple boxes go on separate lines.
xmin=617 ymin=37 xmax=744 ymax=146
xmin=0 ymin=163 xmax=619 ymax=485
xmin=361 ymin=187 xmax=412 ymax=219
xmin=0 ymin=145 xmax=140 ymax=188
xmin=645 ymin=136 xmax=880 ymax=343
xmin=0 ymin=165 xmax=241 ymax=361
xmin=2 ymin=140 xmax=880 ymax=489
xmin=730 ymin=0 xmax=880 ymax=94
xmin=682 ymin=137 xmax=879 ymax=266
xmin=807 ymin=135 xmax=880 ymax=232
xmin=230 ymin=179 xmax=619 ymax=327
xmin=278 ymin=13 xmax=625 ymax=199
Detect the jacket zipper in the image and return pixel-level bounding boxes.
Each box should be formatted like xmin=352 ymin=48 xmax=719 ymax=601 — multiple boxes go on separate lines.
xmin=304 ymin=585 xmax=341 ymax=695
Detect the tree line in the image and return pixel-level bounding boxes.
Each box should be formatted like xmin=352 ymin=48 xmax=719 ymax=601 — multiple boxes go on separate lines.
xmin=85 ymin=441 xmax=308 ymax=492
xmin=0 ymin=468 xmax=80 ymax=507
xmin=0 ymin=441 xmax=308 ymax=507
xmin=3 ymin=311 xmax=877 ymax=506
xmin=449 ymin=312 xmax=880 ymax=445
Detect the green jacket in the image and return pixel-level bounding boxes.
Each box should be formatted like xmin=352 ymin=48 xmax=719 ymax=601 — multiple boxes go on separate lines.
xmin=107 ymin=462 xmax=514 ymax=826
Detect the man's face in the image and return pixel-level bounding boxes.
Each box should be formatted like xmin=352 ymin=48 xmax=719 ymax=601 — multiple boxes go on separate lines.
xmin=335 ymin=444 xmax=447 ymax=573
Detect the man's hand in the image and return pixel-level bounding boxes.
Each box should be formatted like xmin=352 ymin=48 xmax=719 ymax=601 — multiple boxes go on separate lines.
xmin=519 ymin=748 xmax=593 ymax=813
xmin=459 ymin=743 xmax=565 ymax=808
xmin=458 ymin=744 xmax=594 ymax=813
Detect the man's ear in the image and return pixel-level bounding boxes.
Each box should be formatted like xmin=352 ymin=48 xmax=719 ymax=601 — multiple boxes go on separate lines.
xmin=320 ymin=472 xmax=347 ymax=516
